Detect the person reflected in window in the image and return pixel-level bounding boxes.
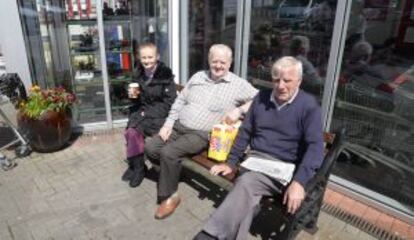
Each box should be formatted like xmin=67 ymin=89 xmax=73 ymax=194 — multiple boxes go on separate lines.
xmin=346 ymin=0 xmax=367 ymax=48
xmin=344 ymin=40 xmax=386 ymax=88
xmin=122 ymin=43 xmax=176 ymax=188
xmin=102 ymin=2 xmax=114 ymax=16
xmin=306 ymin=0 xmax=336 ymax=33
xmin=289 ymin=35 xmax=322 ymax=86
xmin=115 ymin=0 xmax=129 ymax=15
xmin=194 ymin=56 xmax=324 ymax=240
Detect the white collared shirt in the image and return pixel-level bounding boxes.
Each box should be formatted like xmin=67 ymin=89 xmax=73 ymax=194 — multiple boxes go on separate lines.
xmin=208 ymin=71 xmax=232 ymax=83
xmin=270 ymin=89 xmax=299 ymax=110
xmin=163 ymin=70 xmax=258 ymax=131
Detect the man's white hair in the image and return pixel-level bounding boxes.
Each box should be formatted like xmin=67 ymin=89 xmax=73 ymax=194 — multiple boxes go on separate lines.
xmin=271 ymin=56 xmax=303 ymax=80
xmin=208 ymin=44 xmax=233 ymax=62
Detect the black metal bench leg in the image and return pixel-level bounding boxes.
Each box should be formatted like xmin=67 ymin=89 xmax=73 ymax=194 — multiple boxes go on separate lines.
xmin=304 ymin=196 xmax=324 ymax=235
xmin=279 ymin=220 xmax=301 ymax=240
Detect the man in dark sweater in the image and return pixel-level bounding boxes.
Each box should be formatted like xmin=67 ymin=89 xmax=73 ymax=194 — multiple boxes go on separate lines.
xmin=194 ymin=56 xmax=324 ymax=240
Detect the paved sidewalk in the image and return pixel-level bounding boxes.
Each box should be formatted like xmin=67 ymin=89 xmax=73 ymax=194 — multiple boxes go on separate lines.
xmin=0 ymin=131 xmax=380 ymax=240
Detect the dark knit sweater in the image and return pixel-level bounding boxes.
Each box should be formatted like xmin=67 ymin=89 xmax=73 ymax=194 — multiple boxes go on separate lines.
xmin=227 ymin=89 xmax=324 ymax=187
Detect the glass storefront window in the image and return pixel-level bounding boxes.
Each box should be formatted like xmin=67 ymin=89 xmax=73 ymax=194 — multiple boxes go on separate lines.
xmin=331 ymin=0 xmax=414 ymax=216
xmin=67 ymin=21 xmax=106 ymax=123
xmin=18 ymin=0 xmax=107 ymax=123
xmin=18 ymin=0 xmax=170 ymax=125
xmin=65 ymin=0 xmax=106 ymax=123
xmin=187 ymin=0 xmax=238 ymax=77
xmin=247 ymin=0 xmax=337 ymax=100
xmin=131 ymin=0 xmax=169 ymax=64
xmin=18 ymin=0 xmax=73 ymax=89
xmin=103 ymin=0 xmax=133 ymax=121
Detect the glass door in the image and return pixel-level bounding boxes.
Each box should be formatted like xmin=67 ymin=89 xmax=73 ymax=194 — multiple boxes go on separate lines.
xmin=102 ymin=0 xmax=133 ymax=121
xmin=18 ymin=0 xmax=72 ymax=89
xmin=65 ymin=0 xmax=107 ymax=123
xmin=131 ymin=0 xmax=170 ymax=64
xmin=186 ymin=0 xmax=238 ymax=78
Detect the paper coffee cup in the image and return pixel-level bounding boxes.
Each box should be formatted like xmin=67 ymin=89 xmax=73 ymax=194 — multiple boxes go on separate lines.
xmin=128 ymin=83 xmax=140 ymax=98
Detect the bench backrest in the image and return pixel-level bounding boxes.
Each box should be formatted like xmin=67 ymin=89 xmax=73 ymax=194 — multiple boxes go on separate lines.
xmin=191 ymin=129 xmax=344 ymax=187
xmin=305 ymin=129 xmax=345 ymax=192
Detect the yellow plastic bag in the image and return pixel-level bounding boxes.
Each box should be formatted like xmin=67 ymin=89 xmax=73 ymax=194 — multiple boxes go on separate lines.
xmin=208 ymin=122 xmax=241 ymax=162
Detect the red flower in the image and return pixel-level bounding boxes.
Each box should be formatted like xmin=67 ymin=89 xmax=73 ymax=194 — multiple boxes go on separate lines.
xmin=66 ymin=94 xmax=76 ymax=103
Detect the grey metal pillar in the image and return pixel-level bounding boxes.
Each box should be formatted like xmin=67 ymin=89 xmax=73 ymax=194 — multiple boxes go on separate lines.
xmin=96 ymin=0 xmax=112 ymax=128
xmin=321 ymin=0 xmax=352 ymax=131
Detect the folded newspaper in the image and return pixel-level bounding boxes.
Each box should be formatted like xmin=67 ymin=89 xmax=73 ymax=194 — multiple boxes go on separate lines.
xmin=240 ymin=151 xmax=296 ymax=186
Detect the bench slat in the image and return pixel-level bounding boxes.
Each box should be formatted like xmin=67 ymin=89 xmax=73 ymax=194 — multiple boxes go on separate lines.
xmin=182 ymin=159 xmax=234 ymax=191
xmin=190 ymin=132 xmax=335 ymax=183
xmin=191 ymin=152 xmax=237 ymax=181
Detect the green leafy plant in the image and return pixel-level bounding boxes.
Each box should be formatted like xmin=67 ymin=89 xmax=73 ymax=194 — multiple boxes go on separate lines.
xmin=19 ymin=85 xmax=76 ymax=119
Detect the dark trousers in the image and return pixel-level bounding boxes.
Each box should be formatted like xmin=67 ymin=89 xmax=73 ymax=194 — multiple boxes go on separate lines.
xmin=203 ymin=171 xmax=283 ymax=240
xmin=144 ymin=121 xmax=209 ymax=199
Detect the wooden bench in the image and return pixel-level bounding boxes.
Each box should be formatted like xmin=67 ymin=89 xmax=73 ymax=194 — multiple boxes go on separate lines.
xmin=181 ymin=129 xmax=345 ymax=240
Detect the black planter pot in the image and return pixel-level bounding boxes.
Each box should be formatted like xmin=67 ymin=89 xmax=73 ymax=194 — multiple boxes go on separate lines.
xmin=17 ymin=110 xmax=72 ymax=152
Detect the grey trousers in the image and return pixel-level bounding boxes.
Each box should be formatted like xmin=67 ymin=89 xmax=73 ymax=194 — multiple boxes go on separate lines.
xmin=203 ymin=171 xmax=283 ymax=240
xmin=144 ymin=121 xmax=209 ymax=200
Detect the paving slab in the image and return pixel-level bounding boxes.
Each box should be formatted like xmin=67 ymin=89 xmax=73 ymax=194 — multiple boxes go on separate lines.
xmin=0 ymin=131 xmax=382 ymax=240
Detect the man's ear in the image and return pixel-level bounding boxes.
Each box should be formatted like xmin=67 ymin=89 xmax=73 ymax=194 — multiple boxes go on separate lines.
xmin=156 ymin=54 xmax=160 ymax=61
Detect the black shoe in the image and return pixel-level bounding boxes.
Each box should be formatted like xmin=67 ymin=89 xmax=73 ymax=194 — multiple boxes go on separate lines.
xmin=193 ymin=231 xmax=217 ymax=240
xmin=121 ymin=157 xmax=134 ymax=181
xmin=129 ymin=165 xmax=147 ymax=187
xmin=121 ymin=167 xmax=134 ymax=181
xmin=129 ymin=155 xmax=147 ymax=188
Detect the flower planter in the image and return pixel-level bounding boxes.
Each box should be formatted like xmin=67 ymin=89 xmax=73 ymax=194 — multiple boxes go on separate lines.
xmin=17 ymin=110 xmax=72 ymax=152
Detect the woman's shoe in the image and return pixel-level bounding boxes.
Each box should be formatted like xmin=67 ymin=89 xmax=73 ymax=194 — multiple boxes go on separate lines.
xmin=121 ymin=158 xmax=134 ymax=181
xmin=121 ymin=167 xmax=134 ymax=181
xmin=129 ymin=155 xmax=147 ymax=188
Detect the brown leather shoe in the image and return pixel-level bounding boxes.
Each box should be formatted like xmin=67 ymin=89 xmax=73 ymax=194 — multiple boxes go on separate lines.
xmin=154 ymin=194 xmax=181 ymax=219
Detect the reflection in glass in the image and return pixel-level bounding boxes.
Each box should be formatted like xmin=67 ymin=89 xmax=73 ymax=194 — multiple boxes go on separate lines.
xmin=331 ymin=0 xmax=414 ymax=215
xmin=247 ymin=0 xmax=336 ymax=99
xmin=131 ymin=0 xmax=169 ymax=64
xmin=67 ymin=22 xmax=106 ymax=123
xmin=187 ymin=0 xmax=237 ymax=77
xmin=18 ymin=0 xmax=72 ymax=89
xmin=115 ymin=0 xmax=170 ymax=122
xmin=103 ymin=0 xmax=133 ymax=121
xmin=65 ymin=0 xmax=97 ymax=20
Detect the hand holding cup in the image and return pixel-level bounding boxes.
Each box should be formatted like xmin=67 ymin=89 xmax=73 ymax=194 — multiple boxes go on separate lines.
xmin=128 ymin=83 xmax=140 ymax=98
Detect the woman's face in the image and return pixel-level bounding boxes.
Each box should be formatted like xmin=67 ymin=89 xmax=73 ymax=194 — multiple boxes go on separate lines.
xmin=139 ymin=47 xmax=159 ymax=71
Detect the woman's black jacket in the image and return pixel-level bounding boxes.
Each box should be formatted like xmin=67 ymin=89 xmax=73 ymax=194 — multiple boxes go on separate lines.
xmin=126 ymin=62 xmax=176 ymax=136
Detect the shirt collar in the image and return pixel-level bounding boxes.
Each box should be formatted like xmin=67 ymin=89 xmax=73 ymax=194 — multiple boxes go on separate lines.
xmin=270 ymin=88 xmax=299 ymax=110
xmin=207 ymin=71 xmax=231 ymax=83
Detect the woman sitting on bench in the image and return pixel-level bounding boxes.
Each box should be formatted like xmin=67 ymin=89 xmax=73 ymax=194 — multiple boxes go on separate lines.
xmin=122 ymin=43 xmax=176 ymax=188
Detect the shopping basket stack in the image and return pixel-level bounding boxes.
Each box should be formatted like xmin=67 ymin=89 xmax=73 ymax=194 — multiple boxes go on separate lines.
xmin=0 ymin=73 xmax=31 ymax=170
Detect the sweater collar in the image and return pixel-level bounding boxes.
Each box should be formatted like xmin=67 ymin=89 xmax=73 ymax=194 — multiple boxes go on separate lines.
xmin=270 ymin=89 xmax=299 ymax=110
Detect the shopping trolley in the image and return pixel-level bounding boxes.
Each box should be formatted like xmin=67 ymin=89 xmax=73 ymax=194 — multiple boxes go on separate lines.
xmin=0 ymin=73 xmax=31 ymax=170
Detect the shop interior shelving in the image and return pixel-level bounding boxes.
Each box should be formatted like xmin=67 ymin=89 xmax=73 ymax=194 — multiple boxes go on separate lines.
xmin=103 ymin=6 xmax=134 ymax=121
xmin=65 ymin=0 xmax=133 ymax=123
